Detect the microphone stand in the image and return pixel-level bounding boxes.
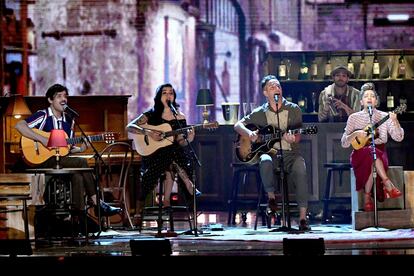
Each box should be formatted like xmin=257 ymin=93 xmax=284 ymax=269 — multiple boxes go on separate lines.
xmin=171 ymin=110 xmax=202 ymax=237
xmin=67 ymin=112 xmax=108 ymax=240
xmin=368 ymin=108 xmax=379 ymax=228
xmin=269 ymin=97 xmax=293 ymax=232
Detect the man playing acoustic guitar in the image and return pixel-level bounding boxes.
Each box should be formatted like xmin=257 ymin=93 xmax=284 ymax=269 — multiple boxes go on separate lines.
xmin=341 ymin=82 xmax=404 ymax=212
xmin=15 ymin=84 xmax=121 ymax=219
xmin=234 ymin=75 xmax=311 ymax=231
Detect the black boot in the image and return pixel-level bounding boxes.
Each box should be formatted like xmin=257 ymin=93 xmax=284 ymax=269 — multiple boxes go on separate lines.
xmin=95 ymin=201 xmax=122 ymax=217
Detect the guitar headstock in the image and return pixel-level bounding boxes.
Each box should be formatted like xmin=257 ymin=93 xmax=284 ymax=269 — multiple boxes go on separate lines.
xmin=103 ymin=132 xmax=119 ymax=144
xmin=202 ymin=121 xmax=219 ymax=131
xmin=303 ymin=125 xmax=318 ymax=135
xmin=393 ymin=104 xmax=407 ymax=115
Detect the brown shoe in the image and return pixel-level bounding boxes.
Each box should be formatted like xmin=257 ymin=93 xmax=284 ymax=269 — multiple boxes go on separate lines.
xmin=267 ymin=198 xmax=278 ymax=214
xmin=299 ymin=219 xmax=311 ymax=231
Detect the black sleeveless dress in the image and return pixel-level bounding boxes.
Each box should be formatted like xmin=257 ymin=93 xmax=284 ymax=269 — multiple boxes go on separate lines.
xmin=139 ymin=111 xmax=194 ymax=201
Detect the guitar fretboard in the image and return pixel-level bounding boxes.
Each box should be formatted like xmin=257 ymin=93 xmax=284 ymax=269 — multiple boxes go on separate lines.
xmin=163 ymin=123 xmax=216 ymax=138
xmin=371 ymin=104 xmax=406 ymax=131
xmin=259 ymin=129 xmax=303 ymax=141
xmin=66 ymin=134 xmax=105 ymax=145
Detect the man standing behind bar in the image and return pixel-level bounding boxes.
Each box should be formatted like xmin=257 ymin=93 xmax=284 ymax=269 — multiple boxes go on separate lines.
xmin=318 ymin=65 xmax=361 ymax=122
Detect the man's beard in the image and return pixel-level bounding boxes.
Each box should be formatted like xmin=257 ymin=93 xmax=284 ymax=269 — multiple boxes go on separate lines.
xmin=335 ymin=81 xmax=347 ymax=88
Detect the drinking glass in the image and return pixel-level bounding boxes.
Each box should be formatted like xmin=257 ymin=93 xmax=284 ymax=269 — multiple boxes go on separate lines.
xmin=243 ymin=102 xmax=249 ymax=116
xmin=286 ymin=59 xmax=291 ymax=80
xmin=387 ymin=56 xmax=394 ymax=79
xmin=250 ymin=102 xmax=256 ymax=113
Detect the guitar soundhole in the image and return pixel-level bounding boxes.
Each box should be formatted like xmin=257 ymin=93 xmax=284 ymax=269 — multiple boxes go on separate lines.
xmin=144 ymin=135 xmax=149 ymax=145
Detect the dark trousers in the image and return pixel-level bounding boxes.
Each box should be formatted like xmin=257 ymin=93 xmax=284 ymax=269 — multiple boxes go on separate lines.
xmin=40 ymin=156 xmax=96 ymax=210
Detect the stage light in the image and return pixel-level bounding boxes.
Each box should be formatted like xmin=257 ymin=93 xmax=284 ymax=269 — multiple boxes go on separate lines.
xmin=130 ymin=238 xmax=172 ymax=256
xmin=0 ymin=239 xmax=32 ymax=257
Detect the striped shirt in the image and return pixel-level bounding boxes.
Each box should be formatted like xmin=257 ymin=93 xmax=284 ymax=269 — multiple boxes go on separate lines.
xmin=25 ymin=107 xmax=75 ymax=138
xmin=341 ymin=109 xmax=404 ymax=148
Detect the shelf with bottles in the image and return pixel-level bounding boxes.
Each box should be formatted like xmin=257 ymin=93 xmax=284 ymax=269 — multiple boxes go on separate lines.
xmin=265 ymin=49 xmax=414 ymax=82
xmin=280 ymin=79 xmax=413 ymax=120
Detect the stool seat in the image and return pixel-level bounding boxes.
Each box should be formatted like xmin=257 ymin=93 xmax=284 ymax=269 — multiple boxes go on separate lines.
xmin=322 ymin=162 xmax=352 ymax=224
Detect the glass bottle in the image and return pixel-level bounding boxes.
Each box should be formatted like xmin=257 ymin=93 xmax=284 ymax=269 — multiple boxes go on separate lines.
xmin=324 ymin=54 xmax=332 ymax=80
xmin=310 ymin=57 xmax=318 ymax=80
xmin=399 ymin=83 xmax=407 ymax=110
xmin=372 ymin=51 xmax=380 ymax=79
xmin=298 ymin=54 xmax=309 ymax=80
xmin=297 ymin=93 xmax=307 ymax=113
xmin=278 ymin=53 xmax=287 ymax=80
xmin=399 ymin=91 xmax=407 ymax=108
xmin=285 ymin=91 xmax=293 ymax=103
xmin=358 ymin=53 xmax=367 ymax=80
xmin=387 ymin=90 xmax=394 ymax=111
xmin=347 ymin=53 xmax=355 ymax=79
xmin=397 ymin=52 xmax=406 ymax=79
xmin=221 ymin=61 xmax=230 ymax=96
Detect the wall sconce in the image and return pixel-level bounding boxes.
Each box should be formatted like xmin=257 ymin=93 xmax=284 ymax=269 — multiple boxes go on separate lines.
xmin=196 ymin=89 xmax=214 ymax=124
xmin=3 ymin=94 xmax=32 ymax=153
xmin=5 ymin=94 xmax=32 ymax=119
xmin=47 ymin=128 xmax=68 ymax=169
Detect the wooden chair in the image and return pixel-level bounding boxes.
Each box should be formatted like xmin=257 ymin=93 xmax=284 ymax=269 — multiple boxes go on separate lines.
xmin=99 ymin=142 xmax=134 ymax=229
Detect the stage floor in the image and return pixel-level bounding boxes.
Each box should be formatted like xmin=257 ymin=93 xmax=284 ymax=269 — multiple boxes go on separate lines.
xmin=5 ymin=211 xmax=414 ymax=257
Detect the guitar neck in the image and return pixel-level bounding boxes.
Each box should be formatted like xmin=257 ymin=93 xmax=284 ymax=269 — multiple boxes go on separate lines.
xmin=164 ymin=125 xmax=204 ymax=137
xmin=67 ymin=134 xmax=103 ymax=145
xmin=372 ymin=114 xmax=390 ymax=130
xmin=259 ymin=128 xmax=302 ymax=141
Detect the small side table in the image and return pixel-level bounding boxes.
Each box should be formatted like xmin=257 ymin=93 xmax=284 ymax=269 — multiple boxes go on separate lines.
xmin=27 ymin=168 xmax=94 ymax=240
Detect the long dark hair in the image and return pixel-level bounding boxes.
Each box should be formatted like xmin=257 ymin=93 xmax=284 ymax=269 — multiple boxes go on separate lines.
xmin=152 ymin=83 xmax=178 ymax=118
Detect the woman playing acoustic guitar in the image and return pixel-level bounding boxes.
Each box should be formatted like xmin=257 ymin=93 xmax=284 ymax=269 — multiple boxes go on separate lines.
xmin=341 ymin=82 xmax=405 ymax=212
xmin=127 ymin=83 xmax=200 ymax=218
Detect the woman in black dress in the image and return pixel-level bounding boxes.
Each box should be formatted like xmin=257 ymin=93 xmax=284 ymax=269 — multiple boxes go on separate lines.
xmin=127 ymin=83 xmax=198 ymax=213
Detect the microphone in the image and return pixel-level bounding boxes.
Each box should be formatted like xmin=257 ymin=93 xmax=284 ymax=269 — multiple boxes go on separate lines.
xmin=167 ymin=100 xmax=178 ymax=115
xmin=274 ymin=94 xmax=279 ymax=102
xmin=63 ymin=104 xmax=80 ymax=117
xmin=367 ymin=104 xmax=373 ymax=117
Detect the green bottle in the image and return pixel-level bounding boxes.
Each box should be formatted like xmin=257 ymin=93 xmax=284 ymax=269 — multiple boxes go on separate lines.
xmin=298 ymin=54 xmax=309 ymax=80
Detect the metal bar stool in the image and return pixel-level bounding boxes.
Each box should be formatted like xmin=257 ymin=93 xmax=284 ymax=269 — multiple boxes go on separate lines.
xmin=322 ymin=162 xmax=352 ymax=224
xmin=228 ymin=163 xmax=264 ymax=226
xmin=139 ymin=173 xmax=194 ymax=236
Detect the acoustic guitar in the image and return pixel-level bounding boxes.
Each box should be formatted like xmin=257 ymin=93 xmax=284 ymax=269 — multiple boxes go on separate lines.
xmin=235 ymin=124 xmax=318 ymax=165
xmin=21 ymin=128 xmax=117 ymax=165
xmin=131 ymin=121 xmax=219 ymax=156
xmin=351 ymin=104 xmax=407 ymax=150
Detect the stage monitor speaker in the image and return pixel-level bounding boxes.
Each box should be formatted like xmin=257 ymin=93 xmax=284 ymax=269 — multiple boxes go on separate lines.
xmin=0 ymin=239 xmax=33 ymax=257
xmin=130 ymin=238 xmax=172 ymax=256
xmin=283 ymin=238 xmax=325 ymax=256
